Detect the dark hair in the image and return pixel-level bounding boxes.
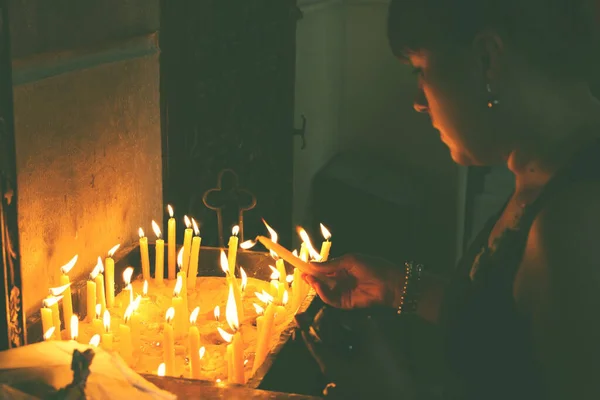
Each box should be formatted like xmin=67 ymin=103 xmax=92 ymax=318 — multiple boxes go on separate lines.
xmin=387 ymin=0 xmax=600 ymax=79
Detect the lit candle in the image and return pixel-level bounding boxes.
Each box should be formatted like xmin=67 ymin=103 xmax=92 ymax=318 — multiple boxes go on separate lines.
xmin=252 ymin=294 xmax=276 ymax=375
xmin=152 ymin=220 xmax=165 ymax=285
xmin=139 ymin=227 xmax=151 ymax=281
xmin=59 ymin=255 xmax=77 ymax=339
xmin=239 ymin=267 xmax=248 ymax=295
xmin=105 ymin=244 xmax=120 ymax=309
xmin=119 ymin=304 xmax=134 ymax=365
xmin=94 ymin=257 xmax=107 ymax=314
xmin=291 ymin=269 xmax=302 ymax=311
xmin=167 ymin=205 xmax=176 ymax=280
xmin=182 ymin=215 xmax=193 ymax=276
xmin=89 ymin=334 xmax=101 ymax=347
xmin=86 ymin=266 xmax=98 ymax=323
xmin=92 ymin=304 xmax=103 ymax=336
xmin=220 ymin=251 xmax=244 ymax=323
xmin=172 ymin=275 xmax=186 ymax=335
xmin=43 ymin=327 xmax=56 ymax=341
xmin=189 ymin=307 xmax=202 ymax=379
xmin=214 ymin=306 xmax=220 ymax=323
xmin=274 ymin=290 xmax=289 ymax=325
xmin=319 ymin=223 xmax=332 ymax=261
xmin=176 ymin=248 xmax=189 ymax=316
xmin=101 ymin=310 xmax=113 ymax=351
xmin=48 ymin=284 xmax=70 ymax=340
xmin=228 ymin=225 xmax=240 ymax=274
xmin=299 ymin=243 xmax=309 ymax=263
xmin=163 ymin=307 xmax=176 ymax=376
xmin=143 ymin=280 xmax=149 ymax=298
xmin=253 ymin=303 xmax=265 ymax=333
xmin=70 ymin=315 xmax=79 ymax=342
xmin=268 ymin=266 xmax=284 ymax=303
xmin=217 ymin=285 xmax=245 ymax=384
xmin=297 ymin=227 xmax=323 ymax=261
xmin=131 ymin=295 xmax=142 ymax=344
xmin=41 ymin=296 xmax=62 ymax=341
xmin=123 ymin=267 xmax=134 ymax=308
xmin=187 ymin=218 xmax=201 ymax=290
xmin=256 ymin=236 xmax=335 ymax=285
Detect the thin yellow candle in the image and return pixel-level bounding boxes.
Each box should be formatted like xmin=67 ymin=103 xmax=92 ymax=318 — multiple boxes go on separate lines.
xmin=139 ymin=227 xmax=151 ymax=281
xmin=218 ymin=285 xmax=244 ymax=384
xmin=227 ymin=225 xmax=240 ymax=274
xmin=41 ymin=296 xmax=61 ymax=341
xmin=189 ymin=307 xmax=202 ymax=379
xmin=89 ymin=334 xmax=101 ymax=348
xmin=252 ymin=300 xmax=276 ymax=375
xmin=163 ymin=307 xmax=176 ymax=376
xmin=101 ymin=310 xmax=113 ymax=351
xmin=105 ymin=244 xmax=120 ymax=308
xmin=94 ymin=257 xmax=106 ymax=314
xmin=70 ymin=315 xmax=79 ymax=342
xmin=274 ymin=290 xmax=289 ymax=325
xmin=120 ymin=305 xmax=134 ymax=365
xmin=319 ymin=223 xmax=332 ymax=261
xmin=187 ymin=218 xmax=201 ymax=290
xmin=167 ymin=205 xmax=176 ymax=280
xmin=43 ymin=326 xmax=55 ymax=341
xmin=172 ymin=275 xmax=186 ymax=335
xmin=59 ymin=255 xmax=77 ymax=339
xmin=123 ymin=267 xmax=134 ymax=308
xmin=92 ymin=304 xmax=103 ymax=336
xmin=152 ymin=220 xmax=165 ymax=285
xmin=182 ymin=215 xmax=193 ymax=276
xmin=86 ymin=275 xmax=96 ymax=324
xmin=291 ymin=269 xmax=302 ymax=311
xmin=276 ymin=259 xmax=288 ymax=290
xmin=219 ymin=251 xmax=244 ymax=323
xmin=176 ymin=248 xmax=189 ymax=316
xmin=268 ymin=265 xmax=284 ymax=303
xmin=48 ymin=283 xmax=71 ymax=339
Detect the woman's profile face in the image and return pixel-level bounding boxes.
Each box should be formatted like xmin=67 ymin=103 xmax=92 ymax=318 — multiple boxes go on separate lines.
xmin=407 ymin=46 xmax=509 ymax=166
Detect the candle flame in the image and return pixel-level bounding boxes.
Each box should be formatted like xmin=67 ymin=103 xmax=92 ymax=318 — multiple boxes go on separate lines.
xmin=108 ymin=244 xmax=120 ymax=258
xmin=133 ymin=295 xmax=142 ymax=311
xmin=255 ymin=291 xmax=273 ymax=304
xmin=71 ymin=315 xmax=79 ymax=340
xmin=124 ymin=303 xmax=134 ymax=323
xmin=139 ymin=227 xmax=145 ymax=238
xmin=253 ymin=303 xmax=264 ymax=315
xmin=123 ymin=266 xmax=134 ymax=285
xmin=173 ymin=275 xmax=182 ymax=297
xmin=199 ymin=347 xmax=206 ymax=360
xmin=49 ymin=283 xmax=71 ymax=296
xmin=143 ymin=280 xmax=148 ymax=297
xmin=217 ymin=327 xmax=233 ymax=343
xmin=320 ymin=223 xmax=332 ymax=240
xmin=95 ymin=304 xmax=101 ymax=319
xmin=262 ymin=219 xmax=279 ymax=258
xmin=225 ymin=284 xmax=239 ymax=332
xmin=184 ymin=215 xmax=191 ymax=229
xmin=103 ymin=310 xmax=111 ymax=333
xmin=165 ymin=307 xmax=175 ymax=323
xmin=232 ymin=225 xmax=240 ymax=236
xmin=43 ymin=295 xmax=63 ymax=308
xmin=269 ymin=265 xmax=279 ymax=280
xmin=244 ymin=359 xmax=249 ymax=366
xmin=89 ymin=334 xmax=101 ymax=347
xmin=300 ymin=249 xmax=308 ymax=262
xmin=190 ymin=306 xmax=200 ymax=324
xmin=177 ymin=247 xmax=184 ymax=268
xmin=152 ymin=220 xmax=162 ymax=238
xmin=167 ymin=204 xmax=174 ymax=218
xmin=192 ymin=218 xmax=200 ymax=236
xmin=157 ymin=363 xmax=166 ymax=377
xmin=214 ymin=306 xmax=220 ymax=321
xmin=43 ymin=327 xmax=55 ymax=341
xmin=240 ymin=240 xmax=256 ymax=250
xmin=90 ymin=257 xmax=104 ymax=279
xmin=286 ymin=274 xmax=294 ymax=284
xmin=60 ymin=255 xmax=78 ymax=274
xmin=240 ymin=267 xmax=248 ymax=292
xmin=297 ymin=227 xmax=322 ymax=261
xmin=283 ymin=290 xmax=289 ymax=305
xmin=292 ymin=249 xmax=299 ymax=257
xmin=219 ymin=250 xmax=229 ymax=274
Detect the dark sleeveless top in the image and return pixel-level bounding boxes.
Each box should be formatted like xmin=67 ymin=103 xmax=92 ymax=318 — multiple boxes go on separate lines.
xmin=440 ymin=138 xmax=600 ymax=400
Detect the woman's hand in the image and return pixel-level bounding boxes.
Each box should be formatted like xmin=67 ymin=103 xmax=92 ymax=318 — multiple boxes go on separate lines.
xmin=303 ymin=254 xmax=405 ymax=310
xmin=300 ymin=313 xmax=416 ymax=399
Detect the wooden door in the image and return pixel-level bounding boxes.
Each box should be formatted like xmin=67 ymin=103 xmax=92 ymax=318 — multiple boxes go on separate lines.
xmin=161 ymin=1 xmax=299 ymax=247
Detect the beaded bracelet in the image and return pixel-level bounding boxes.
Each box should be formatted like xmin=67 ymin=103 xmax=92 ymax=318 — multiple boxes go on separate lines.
xmin=397 ymin=262 xmax=423 ymax=315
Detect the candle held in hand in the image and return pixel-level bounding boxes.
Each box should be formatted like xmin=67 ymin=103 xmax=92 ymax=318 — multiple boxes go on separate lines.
xmin=139 ymin=227 xmax=151 ymax=281
xmin=152 ymin=220 xmax=165 ymax=285
xmin=167 ymin=205 xmax=176 ymax=280
xmin=59 ymin=255 xmax=77 ymax=338
xmin=105 ymin=244 xmax=120 ymax=308
xmin=319 ymin=223 xmax=332 ymax=261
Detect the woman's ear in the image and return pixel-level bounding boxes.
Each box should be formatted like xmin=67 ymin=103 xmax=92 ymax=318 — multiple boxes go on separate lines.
xmin=472 ymin=30 xmax=504 ymax=81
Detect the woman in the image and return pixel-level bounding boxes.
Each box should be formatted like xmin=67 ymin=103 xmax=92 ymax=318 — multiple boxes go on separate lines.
xmin=301 ymin=0 xmax=600 ymax=399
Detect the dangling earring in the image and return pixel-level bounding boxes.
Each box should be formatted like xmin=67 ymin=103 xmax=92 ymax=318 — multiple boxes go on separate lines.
xmin=486 ymin=83 xmax=499 ymax=108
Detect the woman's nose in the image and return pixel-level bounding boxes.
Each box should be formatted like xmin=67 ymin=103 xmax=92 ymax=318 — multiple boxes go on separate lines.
xmin=413 ymin=91 xmax=429 ymax=113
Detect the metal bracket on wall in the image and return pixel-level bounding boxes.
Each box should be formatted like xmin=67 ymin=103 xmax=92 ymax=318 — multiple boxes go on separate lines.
xmin=293 ymin=114 xmax=307 ymax=150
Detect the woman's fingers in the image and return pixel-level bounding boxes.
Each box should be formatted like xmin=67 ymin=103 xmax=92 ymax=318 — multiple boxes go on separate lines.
xmin=304 ymin=275 xmax=344 ymax=308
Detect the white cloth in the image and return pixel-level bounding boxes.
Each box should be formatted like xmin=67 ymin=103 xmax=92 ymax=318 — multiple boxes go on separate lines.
xmin=0 ymin=341 xmax=176 ymax=400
